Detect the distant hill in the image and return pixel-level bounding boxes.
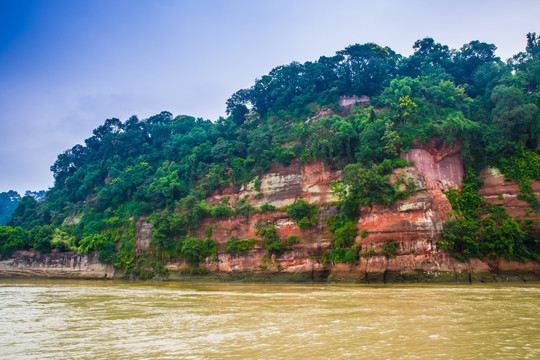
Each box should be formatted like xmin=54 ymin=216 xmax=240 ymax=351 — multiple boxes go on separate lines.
xmin=0 ymin=190 xmax=46 ymax=225
xmin=0 ymin=191 xmax=22 ymax=225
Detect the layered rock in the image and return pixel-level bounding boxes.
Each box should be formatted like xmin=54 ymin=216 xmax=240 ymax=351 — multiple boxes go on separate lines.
xmin=478 ymin=167 xmax=540 ymax=227
xmin=356 ymin=167 xmax=451 ymax=255
xmin=0 ymin=250 xmax=115 ymax=279
xmin=401 ymin=149 xmax=463 ymax=189
xmin=206 ymin=159 xmax=342 ymax=208
xmin=2 ymin=149 xmax=539 ymax=283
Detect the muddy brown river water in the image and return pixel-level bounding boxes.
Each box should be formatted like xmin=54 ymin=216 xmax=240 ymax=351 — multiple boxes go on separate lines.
xmin=0 ymin=279 xmax=538 ymax=359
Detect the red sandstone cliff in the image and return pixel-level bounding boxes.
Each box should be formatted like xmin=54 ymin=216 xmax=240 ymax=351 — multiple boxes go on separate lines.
xmin=153 ymin=143 xmax=539 ymax=282
xmin=4 ymin=143 xmax=538 ymax=282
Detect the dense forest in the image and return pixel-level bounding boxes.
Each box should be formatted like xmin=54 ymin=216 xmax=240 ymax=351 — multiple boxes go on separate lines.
xmin=1 ymin=34 xmax=539 ymax=276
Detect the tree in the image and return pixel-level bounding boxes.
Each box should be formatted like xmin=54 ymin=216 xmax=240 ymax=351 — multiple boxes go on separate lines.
xmin=0 ymin=226 xmax=30 ymax=258
xmin=337 ymin=43 xmax=400 ymax=96
xmin=452 ymin=40 xmax=499 ymax=87
xmin=511 ymin=32 xmax=540 ymax=92
xmin=399 ymin=37 xmax=453 ymax=79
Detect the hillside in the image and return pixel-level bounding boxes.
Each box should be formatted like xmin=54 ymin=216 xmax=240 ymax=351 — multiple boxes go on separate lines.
xmin=1 ymin=34 xmax=539 ymax=282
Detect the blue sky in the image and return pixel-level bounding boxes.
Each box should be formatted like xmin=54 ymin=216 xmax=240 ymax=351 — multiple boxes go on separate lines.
xmin=0 ymin=0 xmax=539 ymax=195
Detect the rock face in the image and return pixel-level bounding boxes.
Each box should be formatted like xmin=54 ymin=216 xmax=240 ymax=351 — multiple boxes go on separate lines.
xmin=0 ymin=250 xmax=115 ymax=279
xmin=2 ymin=150 xmax=539 ymax=283
xmin=478 ymin=167 xmax=540 ymax=228
xmin=170 ymin=155 xmax=538 ymax=282
xmin=400 ymin=146 xmax=464 ymax=190
xmin=356 ymin=167 xmax=450 ymax=255
xmin=206 ymin=159 xmax=342 ymax=208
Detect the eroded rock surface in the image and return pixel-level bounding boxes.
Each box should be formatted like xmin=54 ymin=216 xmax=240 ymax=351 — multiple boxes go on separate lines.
xmin=356 ymin=167 xmax=451 ymax=255
xmin=2 ymin=150 xmax=539 ymax=282
xmin=478 ymin=167 xmax=540 ymax=227
xmin=0 ymin=250 xmax=115 ymax=279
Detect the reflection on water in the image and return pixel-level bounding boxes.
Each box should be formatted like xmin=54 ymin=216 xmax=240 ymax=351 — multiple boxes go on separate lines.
xmin=0 ymin=279 xmax=538 ymax=359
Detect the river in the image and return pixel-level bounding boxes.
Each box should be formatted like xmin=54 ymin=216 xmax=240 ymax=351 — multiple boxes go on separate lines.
xmin=0 ymin=279 xmax=538 ymax=359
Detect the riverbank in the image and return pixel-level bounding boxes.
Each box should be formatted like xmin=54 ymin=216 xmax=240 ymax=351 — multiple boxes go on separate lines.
xmin=1 ymin=250 xmax=539 ymax=283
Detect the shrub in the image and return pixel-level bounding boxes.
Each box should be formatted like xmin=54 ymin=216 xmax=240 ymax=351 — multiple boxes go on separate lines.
xmin=139 ymin=270 xmax=155 ymax=279
xmin=332 ymin=221 xmax=357 ymax=248
xmin=255 ymin=222 xmax=283 ymax=255
xmin=0 ymin=226 xmax=29 ymax=259
xmin=211 ymin=204 xmax=234 ymax=218
xmin=234 ymin=199 xmax=255 ymax=217
xmin=286 ymin=235 xmax=299 ymax=246
xmin=298 ymin=216 xmax=318 ymax=229
xmin=287 ymin=199 xmax=318 ymax=221
xmin=97 ymin=240 xmax=115 ymax=263
xmin=78 ymin=233 xmax=109 ymax=255
xmin=253 ymin=177 xmax=261 ymax=191
xmin=226 ymin=236 xmax=255 ymax=255
xmin=205 ymin=224 xmax=216 ymax=238
xmin=181 ymin=236 xmax=218 ymax=266
xmin=381 ymin=241 xmax=400 ymax=258
xmin=330 ymin=248 xmax=358 ymax=263
xmin=260 ymin=203 xmax=277 ymax=212
xmin=362 ymin=247 xmax=376 ymax=259
xmin=31 ymin=225 xmax=55 ymax=254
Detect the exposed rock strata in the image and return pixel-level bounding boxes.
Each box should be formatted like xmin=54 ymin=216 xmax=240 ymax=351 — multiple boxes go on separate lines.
xmin=478 ymin=167 xmax=540 ymax=227
xmin=356 ymin=167 xmax=451 ymax=254
xmin=2 ymin=155 xmax=539 ymax=282
xmin=0 ymin=250 xmax=115 ymax=279
xmin=206 ymin=159 xmax=341 ymax=208
xmin=400 ymin=149 xmax=463 ymax=189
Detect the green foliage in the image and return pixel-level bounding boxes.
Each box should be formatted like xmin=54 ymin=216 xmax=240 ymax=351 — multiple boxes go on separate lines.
xmin=181 ymin=236 xmax=218 ymax=266
xmin=499 ymin=150 xmax=540 ymax=211
xmin=441 ymin=170 xmax=538 ymax=261
xmin=233 ymin=198 xmax=255 ymax=217
xmin=30 ymin=225 xmax=55 ymax=253
xmin=0 ymin=226 xmax=29 ymax=259
xmin=210 ymin=204 xmax=234 ymax=218
xmin=97 ymin=240 xmax=116 ymax=263
xmin=253 ymin=178 xmax=261 ymax=191
xmin=287 ymin=199 xmax=319 ymax=229
xmin=150 ymin=211 xmax=186 ymax=258
xmin=333 ymin=160 xmax=412 ymax=218
xmin=114 ymin=237 xmax=135 ymax=270
xmin=362 ymin=247 xmax=376 ymax=259
xmin=500 ymin=150 xmax=540 ymax=182
xmin=50 ymin=228 xmax=75 ymax=252
xmin=204 ymin=224 xmax=216 ymax=239
xmin=381 ymin=241 xmax=400 ymax=258
xmin=286 ymin=235 xmax=299 ymax=246
xmin=225 ymin=236 xmax=255 ymax=255
xmin=297 ymin=216 xmax=318 ymax=229
xmin=255 ymin=221 xmax=283 ymax=255
xmin=332 ymin=221 xmax=358 ymax=248
xmin=330 ymin=248 xmax=359 ymax=263
xmin=8 ymin=196 xmax=48 ymax=230
xmin=445 ymin=170 xmax=484 ymax=218
xmin=78 ymin=233 xmax=109 ymax=255
xmin=287 ymin=199 xmax=318 ymax=220
xmin=260 ymin=203 xmax=277 ymax=212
